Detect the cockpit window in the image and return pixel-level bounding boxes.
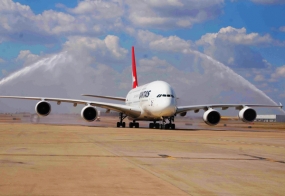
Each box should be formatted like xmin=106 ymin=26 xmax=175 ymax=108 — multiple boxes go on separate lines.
xmin=157 ymin=94 xmax=174 ymax=98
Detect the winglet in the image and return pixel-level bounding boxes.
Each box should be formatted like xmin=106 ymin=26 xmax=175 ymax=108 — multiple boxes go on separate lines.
xmin=280 ymin=102 xmax=283 ymax=109
xmin=132 ymin=46 xmax=138 ymax=89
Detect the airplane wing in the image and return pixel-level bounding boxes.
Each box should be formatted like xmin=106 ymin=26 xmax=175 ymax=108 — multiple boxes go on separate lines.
xmin=81 ymin=94 xmax=125 ymax=101
xmin=176 ymin=103 xmax=283 ymax=114
xmin=0 ymin=96 xmax=141 ymax=117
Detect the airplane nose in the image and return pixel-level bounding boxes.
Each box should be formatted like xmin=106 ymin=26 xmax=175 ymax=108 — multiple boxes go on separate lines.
xmin=159 ymin=99 xmax=176 ymax=116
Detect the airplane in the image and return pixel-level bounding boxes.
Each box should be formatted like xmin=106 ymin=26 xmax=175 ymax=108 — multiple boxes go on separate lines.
xmin=0 ymin=46 xmax=283 ymax=129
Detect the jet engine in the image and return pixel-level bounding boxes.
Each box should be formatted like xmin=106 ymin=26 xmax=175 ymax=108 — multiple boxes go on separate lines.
xmin=180 ymin=112 xmax=187 ymax=117
xmin=81 ymin=106 xmax=98 ymax=122
xmin=35 ymin=101 xmax=51 ymax=116
xmin=203 ymin=109 xmax=221 ymax=126
xmin=238 ymin=107 xmax=257 ymax=123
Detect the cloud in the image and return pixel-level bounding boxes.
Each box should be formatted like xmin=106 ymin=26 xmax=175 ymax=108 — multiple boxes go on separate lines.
xmin=63 ymin=35 xmax=128 ymax=64
xmin=271 ymin=65 xmax=285 ymax=79
xmin=68 ymin=0 xmax=124 ymax=18
xmin=251 ymin=0 xmax=285 ymax=4
xmin=0 ymin=0 xmax=59 ymax=43
xmin=126 ymin=0 xmax=225 ymax=29
xmin=254 ymin=74 xmax=265 ymax=82
xmin=137 ymin=30 xmax=194 ymax=52
xmin=197 ymin=26 xmax=275 ymax=46
xmin=279 ymin=26 xmax=285 ymax=32
xmin=196 ymin=26 xmax=282 ymax=68
xmin=0 ymin=58 xmax=5 ymax=63
xmin=0 ymin=0 xmax=228 ymax=45
xmin=0 ymin=0 xmax=125 ymax=44
xmin=16 ymin=50 xmax=40 ymax=67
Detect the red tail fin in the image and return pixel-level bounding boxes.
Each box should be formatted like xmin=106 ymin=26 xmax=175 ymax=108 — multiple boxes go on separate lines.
xmin=132 ymin=46 xmax=138 ymax=89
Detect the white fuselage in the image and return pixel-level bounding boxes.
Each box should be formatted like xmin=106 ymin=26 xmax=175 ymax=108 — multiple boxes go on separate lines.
xmin=125 ymin=81 xmax=177 ymax=120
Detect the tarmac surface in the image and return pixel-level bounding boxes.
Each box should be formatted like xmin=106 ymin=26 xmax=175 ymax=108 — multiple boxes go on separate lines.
xmin=0 ymin=121 xmax=285 ymax=196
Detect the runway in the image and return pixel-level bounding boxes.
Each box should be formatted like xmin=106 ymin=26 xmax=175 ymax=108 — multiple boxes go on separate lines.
xmin=0 ymin=123 xmax=285 ymax=195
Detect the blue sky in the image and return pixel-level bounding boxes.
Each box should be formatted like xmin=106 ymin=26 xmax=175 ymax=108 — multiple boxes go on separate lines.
xmin=0 ymin=0 xmax=284 ymax=112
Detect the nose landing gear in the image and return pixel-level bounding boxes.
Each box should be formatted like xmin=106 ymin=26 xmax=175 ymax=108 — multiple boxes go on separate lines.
xmin=148 ymin=117 xmax=175 ymax=130
xmin=161 ymin=116 xmax=175 ymax=130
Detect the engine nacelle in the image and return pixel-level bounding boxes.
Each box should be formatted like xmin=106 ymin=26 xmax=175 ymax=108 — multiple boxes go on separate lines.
xmin=35 ymin=101 xmax=51 ymax=116
xmin=180 ymin=112 xmax=187 ymax=117
xmin=81 ymin=106 xmax=98 ymax=122
xmin=238 ymin=107 xmax=257 ymax=123
xmin=203 ymin=109 xmax=221 ymax=126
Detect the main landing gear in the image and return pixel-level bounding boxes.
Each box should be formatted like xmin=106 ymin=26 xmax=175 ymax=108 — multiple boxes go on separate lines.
xmin=117 ymin=113 xmax=127 ymax=128
xmin=117 ymin=113 xmax=139 ymax=128
xmin=149 ymin=117 xmax=176 ymax=130
xmin=149 ymin=121 xmax=160 ymax=129
xmin=129 ymin=120 xmax=139 ymax=128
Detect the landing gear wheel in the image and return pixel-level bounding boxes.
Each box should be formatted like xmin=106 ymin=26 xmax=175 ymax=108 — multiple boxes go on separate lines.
xmin=117 ymin=122 xmax=121 ymax=127
xmin=117 ymin=113 xmax=127 ymax=128
xmin=155 ymin=123 xmax=160 ymax=129
xmin=135 ymin=123 xmax=139 ymax=128
xmin=129 ymin=121 xmax=139 ymax=128
xmin=149 ymin=123 xmax=154 ymax=128
xmin=163 ymin=116 xmax=176 ymax=130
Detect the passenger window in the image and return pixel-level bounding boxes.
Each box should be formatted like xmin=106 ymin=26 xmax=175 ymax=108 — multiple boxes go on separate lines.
xmin=157 ymin=94 xmax=161 ymax=97
xmin=171 ymin=95 xmax=174 ymax=98
xmin=167 ymin=95 xmax=170 ymax=97
xmin=163 ymin=94 xmax=166 ymax=97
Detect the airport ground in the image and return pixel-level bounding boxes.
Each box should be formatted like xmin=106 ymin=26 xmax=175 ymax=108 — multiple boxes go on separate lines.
xmin=0 ymin=115 xmax=285 ymax=196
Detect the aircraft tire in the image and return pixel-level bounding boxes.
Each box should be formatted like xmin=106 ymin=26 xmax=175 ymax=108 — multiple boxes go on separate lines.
xmin=155 ymin=123 xmax=160 ymax=129
xmin=122 ymin=122 xmax=126 ymax=128
xmin=149 ymin=123 xmax=154 ymax=128
xmin=171 ymin=124 xmax=175 ymax=130
xmin=165 ymin=124 xmax=170 ymax=129
xmin=117 ymin=122 xmax=121 ymax=127
xmin=129 ymin=122 xmax=133 ymax=128
xmin=135 ymin=123 xmax=139 ymax=128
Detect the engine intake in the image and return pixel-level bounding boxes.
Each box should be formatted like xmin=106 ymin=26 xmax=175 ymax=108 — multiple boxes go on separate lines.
xmin=35 ymin=101 xmax=51 ymax=116
xmin=238 ymin=107 xmax=256 ymax=123
xmin=203 ymin=109 xmax=221 ymax=126
xmin=81 ymin=106 xmax=98 ymax=122
xmin=180 ymin=112 xmax=187 ymax=117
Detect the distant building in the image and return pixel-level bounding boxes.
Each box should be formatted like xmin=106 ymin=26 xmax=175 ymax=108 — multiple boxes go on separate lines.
xmin=255 ymin=115 xmax=285 ymax=122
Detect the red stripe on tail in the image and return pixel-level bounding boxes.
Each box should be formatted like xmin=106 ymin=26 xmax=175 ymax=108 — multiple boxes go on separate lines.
xmin=132 ymin=46 xmax=138 ymax=89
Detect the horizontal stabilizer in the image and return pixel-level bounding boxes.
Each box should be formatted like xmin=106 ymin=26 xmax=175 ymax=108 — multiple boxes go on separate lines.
xmin=81 ymin=94 xmax=125 ymax=101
